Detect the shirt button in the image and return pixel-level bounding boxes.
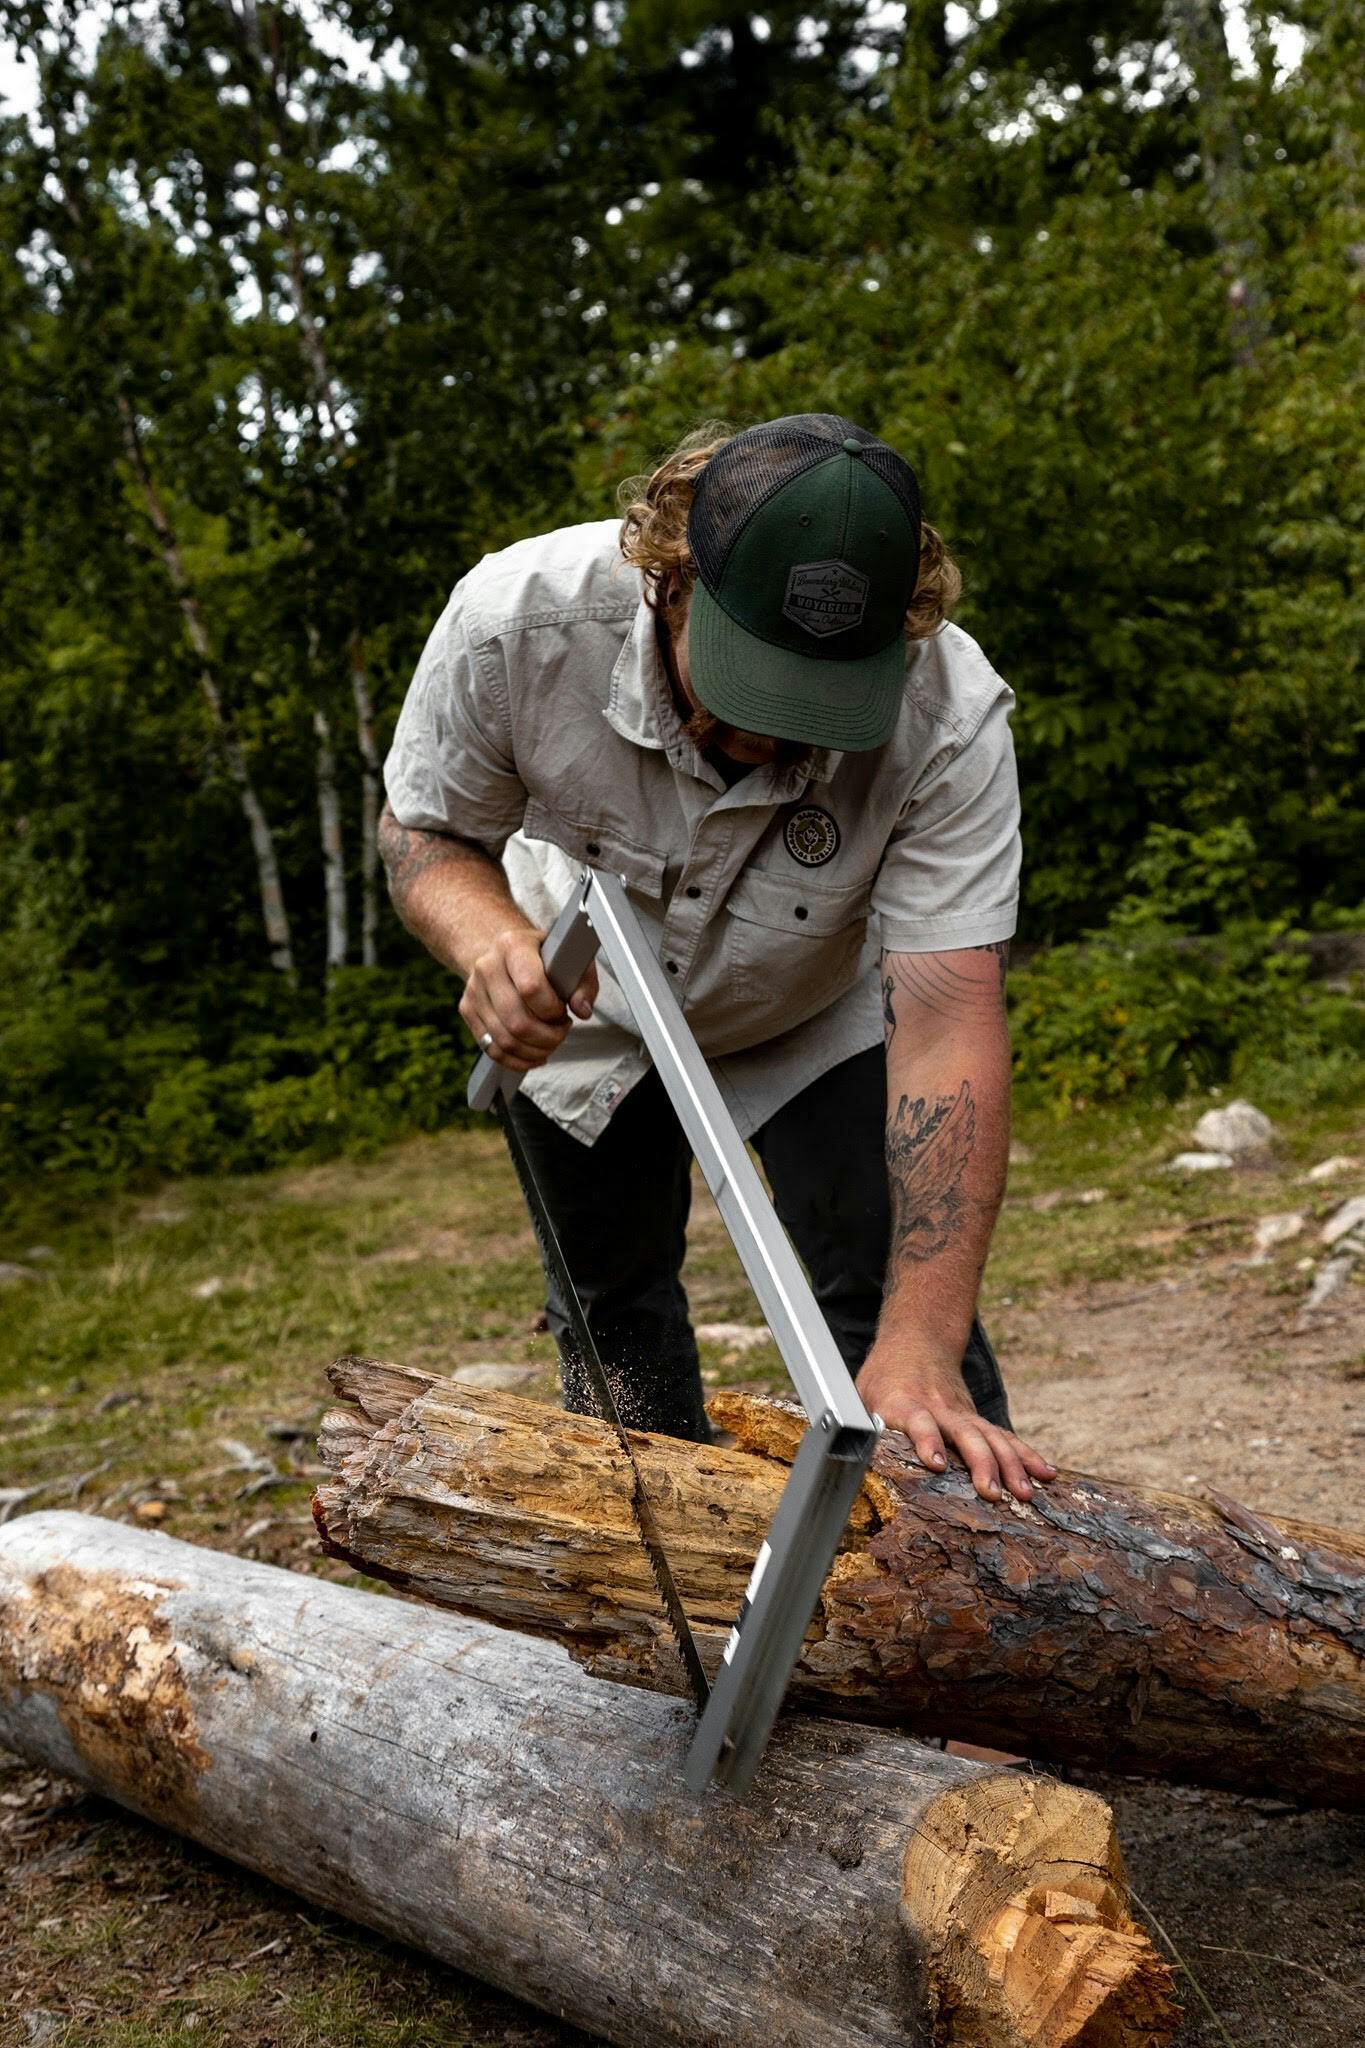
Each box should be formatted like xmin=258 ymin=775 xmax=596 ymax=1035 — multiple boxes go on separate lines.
xmin=586 ymin=840 xmax=601 ymax=856
xmin=794 ymin=905 xmax=809 ymax=921
xmin=685 ymin=885 xmax=701 ymax=899
xmin=666 ymin=959 xmax=679 ymax=974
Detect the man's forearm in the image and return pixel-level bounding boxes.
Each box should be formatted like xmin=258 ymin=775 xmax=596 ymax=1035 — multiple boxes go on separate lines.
xmin=877 ymin=949 xmax=1011 ymax=1366
xmin=378 ymin=801 xmax=535 ymax=979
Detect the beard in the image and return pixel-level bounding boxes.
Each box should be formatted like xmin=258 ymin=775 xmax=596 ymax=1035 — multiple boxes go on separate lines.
xmin=679 ymin=701 xmax=810 ymax=770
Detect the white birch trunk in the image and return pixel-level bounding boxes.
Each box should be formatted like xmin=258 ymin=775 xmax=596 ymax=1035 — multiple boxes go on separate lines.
xmin=349 ymin=633 xmax=382 ymax=968
xmin=117 ymin=398 xmax=297 ymax=985
xmin=313 ymin=700 xmax=349 ymax=974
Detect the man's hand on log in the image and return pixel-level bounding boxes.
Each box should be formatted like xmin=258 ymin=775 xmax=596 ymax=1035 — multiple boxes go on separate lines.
xmin=856 ymin=1347 xmax=1056 ymax=1504
xmin=461 ymin=928 xmax=598 ymax=1073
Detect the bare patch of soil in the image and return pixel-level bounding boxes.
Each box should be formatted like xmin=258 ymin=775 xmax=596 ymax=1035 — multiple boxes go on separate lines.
xmin=1000 ymin=1268 xmax=1365 ymax=1532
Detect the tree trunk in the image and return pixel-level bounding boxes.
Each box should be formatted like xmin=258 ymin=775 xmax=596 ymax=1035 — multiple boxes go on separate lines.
xmin=0 ymin=1512 xmax=1175 ymax=2048
xmin=314 ymin=1361 xmax=1365 ymax=1812
xmin=1165 ymin=0 xmax=1271 ymax=363
xmin=349 ymin=631 xmax=382 ymax=968
xmin=117 ymin=398 xmax=297 ymax=985
xmin=313 ymin=699 xmax=349 ymax=974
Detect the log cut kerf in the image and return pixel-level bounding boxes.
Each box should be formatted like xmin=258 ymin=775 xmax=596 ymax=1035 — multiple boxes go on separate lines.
xmin=313 ymin=1357 xmax=1365 ymax=1810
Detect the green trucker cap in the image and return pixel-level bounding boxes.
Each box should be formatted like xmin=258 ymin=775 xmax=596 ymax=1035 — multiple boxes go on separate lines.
xmin=684 ymin=413 xmax=922 ymax=752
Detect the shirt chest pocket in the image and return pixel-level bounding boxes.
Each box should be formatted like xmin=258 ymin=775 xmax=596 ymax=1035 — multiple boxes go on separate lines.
xmin=724 ymin=869 xmax=872 ymax=1010
xmin=522 ymin=800 xmax=667 ymax=899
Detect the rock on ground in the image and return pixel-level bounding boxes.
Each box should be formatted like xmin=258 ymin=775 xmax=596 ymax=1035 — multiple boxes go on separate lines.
xmin=1193 ymin=1100 xmax=1275 ymax=1154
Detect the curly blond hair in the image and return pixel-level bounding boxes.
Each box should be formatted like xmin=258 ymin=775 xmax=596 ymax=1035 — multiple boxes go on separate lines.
xmin=618 ymin=421 xmax=960 ymax=637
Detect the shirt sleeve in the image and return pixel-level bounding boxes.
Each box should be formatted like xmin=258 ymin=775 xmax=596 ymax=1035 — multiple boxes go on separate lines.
xmin=382 ymin=581 xmax=528 ymax=857
xmin=871 ymin=684 xmax=1021 ymax=954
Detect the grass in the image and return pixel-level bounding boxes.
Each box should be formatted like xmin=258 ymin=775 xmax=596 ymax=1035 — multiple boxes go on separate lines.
xmin=3 ymin=1084 xmax=1365 ymax=2046
xmin=4 ymin=1092 xmax=1365 ymax=1562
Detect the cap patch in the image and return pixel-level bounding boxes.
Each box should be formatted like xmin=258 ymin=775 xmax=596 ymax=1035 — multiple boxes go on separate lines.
xmin=782 ymin=560 xmax=868 ymax=639
xmin=784 ymin=805 xmax=841 ymax=867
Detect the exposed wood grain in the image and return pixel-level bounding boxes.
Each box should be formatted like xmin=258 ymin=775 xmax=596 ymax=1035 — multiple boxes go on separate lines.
xmin=0 ymin=1511 xmax=1175 ymax=2048
xmin=314 ymin=1360 xmax=1365 ymax=1810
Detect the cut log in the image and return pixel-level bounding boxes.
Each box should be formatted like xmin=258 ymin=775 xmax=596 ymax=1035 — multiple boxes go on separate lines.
xmin=313 ymin=1358 xmax=1365 ymax=1811
xmin=0 ymin=1511 xmax=1176 ymax=2048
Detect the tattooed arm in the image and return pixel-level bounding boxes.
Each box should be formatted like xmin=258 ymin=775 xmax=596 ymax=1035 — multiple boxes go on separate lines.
xmin=378 ymin=802 xmax=596 ymax=1071
xmin=856 ymin=943 xmax=1055 ymax=1504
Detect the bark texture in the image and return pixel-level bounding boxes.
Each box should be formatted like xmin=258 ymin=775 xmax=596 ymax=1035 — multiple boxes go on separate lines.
xmin=314 ymin=1360 xmax=1365 ymax=1811
xmin=0 ymin=1512 xmax=1175 ymax=2048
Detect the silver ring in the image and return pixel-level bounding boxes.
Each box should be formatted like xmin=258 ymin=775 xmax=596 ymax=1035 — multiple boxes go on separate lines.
xmin=479 ymin=1031 xmax=495 ymax=1051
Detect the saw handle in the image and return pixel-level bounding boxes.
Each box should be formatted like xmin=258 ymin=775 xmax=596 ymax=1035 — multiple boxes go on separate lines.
xmin=467 ymin=878 xmax=602 ymax=1113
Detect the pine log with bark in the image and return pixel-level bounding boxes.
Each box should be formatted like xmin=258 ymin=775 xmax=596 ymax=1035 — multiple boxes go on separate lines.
xmin=313 ymin=1358 xmax=1365 ymax=1812
xmin=0 ymin=1511 xmax=1176 ymax=2048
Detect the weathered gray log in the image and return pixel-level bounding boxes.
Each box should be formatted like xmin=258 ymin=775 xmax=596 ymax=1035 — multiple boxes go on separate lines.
xmin=313 ymin=1361 xmax=1365 ymax=1811
xmin=0 ymin=1511 xmax=1176 ymax=2048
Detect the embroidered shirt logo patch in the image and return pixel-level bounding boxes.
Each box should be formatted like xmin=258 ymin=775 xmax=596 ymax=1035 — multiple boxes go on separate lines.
xmin=784 ymin=806 xmax=841 ymax=867
xmin=782 ymin=560 xmax=869 ymax=638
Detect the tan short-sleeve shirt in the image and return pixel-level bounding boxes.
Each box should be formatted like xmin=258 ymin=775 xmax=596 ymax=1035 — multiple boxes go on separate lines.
xmin=384 ymin=518 xmax=1020 ymax=1145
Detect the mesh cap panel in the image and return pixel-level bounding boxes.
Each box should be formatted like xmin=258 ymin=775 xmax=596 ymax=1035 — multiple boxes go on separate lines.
xmin=689 ymin=414 xmax=921 ymax=591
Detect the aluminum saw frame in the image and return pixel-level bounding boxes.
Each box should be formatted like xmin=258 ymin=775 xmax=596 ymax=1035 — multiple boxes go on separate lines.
xmin=468 ymin=865 xmax=880 ymax=1796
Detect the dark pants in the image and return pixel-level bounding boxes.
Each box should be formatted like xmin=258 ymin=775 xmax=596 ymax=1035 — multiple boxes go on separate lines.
xmin=507 ymin=1044 xmax=1011 ymax=1441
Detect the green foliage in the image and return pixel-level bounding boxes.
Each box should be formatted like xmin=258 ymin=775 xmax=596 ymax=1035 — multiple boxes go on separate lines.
xmin=1 ymin=2 xmax=1362 ymax=1211
xmin=0 ymin=962 xmax=477 ymax=1226
xmin=1009 ymin=824 xmax=1365 ymax=1110
xmin=1009 ymin=920 xmax=1364 ymax=1110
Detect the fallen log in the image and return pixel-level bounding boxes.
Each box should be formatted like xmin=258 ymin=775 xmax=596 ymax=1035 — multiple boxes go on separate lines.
xmin=0 ymin=1511 xmax=1175 ymax=2048
xmin=313 ymin=1358 xmax=1365 ymax=1811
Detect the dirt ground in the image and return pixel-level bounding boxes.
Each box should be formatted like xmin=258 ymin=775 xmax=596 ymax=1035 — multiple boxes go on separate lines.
xmin=1007 ymin=1269 xmax=1365 ymax=2048
xmin=2 ymin=1113 xmax=1363 ymax=2046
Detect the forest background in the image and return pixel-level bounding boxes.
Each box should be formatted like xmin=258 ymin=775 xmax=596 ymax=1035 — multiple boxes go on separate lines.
xmin=2 ymin=0 xmax=1362 ymax=1229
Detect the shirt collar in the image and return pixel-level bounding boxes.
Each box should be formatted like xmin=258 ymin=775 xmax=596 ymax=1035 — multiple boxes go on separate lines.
xmin=603 ymin=596 xmax=843 ymax=797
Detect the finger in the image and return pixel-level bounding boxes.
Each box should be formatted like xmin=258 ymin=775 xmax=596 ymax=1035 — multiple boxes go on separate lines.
xmin=980 ymin=1424 xmax=1033 ymax=1502
xmin=484 ymin=960 xmax=571 ymax=1056
xmin=505 ymin=941 xmax=570 ymax=1024
xmin=464 ymin=988 xmax=557 ymax=1069
xmin=940 ymin=1416 xmax=1003 ymax=1501
xmin=1017 ymin=1440 xmax=1058 ymax=1482
xmin=569 ymin=959 xmax=598 ymax=1021
xmin=895 ymin=1404 xmax=948 ymax=1475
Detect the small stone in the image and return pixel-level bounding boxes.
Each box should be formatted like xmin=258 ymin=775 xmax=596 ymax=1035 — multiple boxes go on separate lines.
xmin=1076 ymin=1188 xmax=1108 ymax=1205
xmin=23 ymin=1245 xmax=56 ymax=1262
xmin=1008 ymin=1141 xmax=1034 ymax=1165
xmin=1252 ymin=1204 xmax=1309 ymax=1253
xmin=1300 ymin=1253 xmax=1357 ymax=1316
xmin=1321 ymin=1196 xmax=1365 ymax=1246
xmin=1166 ymin=1151 xmax=1234 ymax=1173
xmin=1305 ymin=1155 xmax=1360 ymax=1183
xmin=0 ymin=1262 xmax=37 ymax=1287
xmin=192 ymin=1276 xmax=225 ymax=1300
xmin=95 ymin=1389 xmax=143 ymax=1415
xmin=23 ymin=2013 xmax=65 ymax=2047
xmin=451 ymin=1362 xmax=539 ymax=1390
xmin=134 ymin=1500 xmax=167 ymax=1522
xmin=1193 ymin=1100 xmax=1274 ymax=1154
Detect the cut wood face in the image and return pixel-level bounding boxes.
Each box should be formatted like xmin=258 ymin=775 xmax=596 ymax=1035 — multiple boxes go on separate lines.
xmin=314 ymin=1360 xmax=1365 ymax=1811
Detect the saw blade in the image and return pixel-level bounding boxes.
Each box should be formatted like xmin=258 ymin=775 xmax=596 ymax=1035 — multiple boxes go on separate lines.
xmin=492 ymin=1096 xmax=711 ymax=1714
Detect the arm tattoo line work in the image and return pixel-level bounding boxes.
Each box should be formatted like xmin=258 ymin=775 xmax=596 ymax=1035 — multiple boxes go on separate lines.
xmin=378 ymin=804 xmax=468 ymax=911
xmin=881 ymin=942 xmax=1009 ymax=1033
xmin=885 ymin=1082 xmax=977 ymax=1265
